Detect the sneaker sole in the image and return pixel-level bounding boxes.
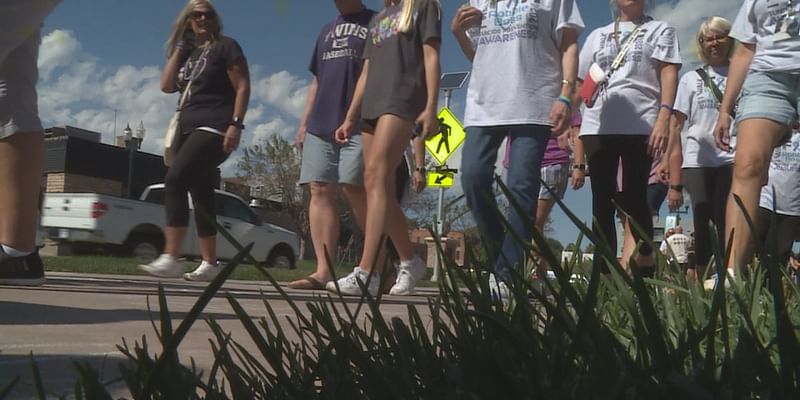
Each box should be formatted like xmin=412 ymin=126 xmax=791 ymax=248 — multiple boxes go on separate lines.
xmin=138 ymin=264 xmax=183 ymax=279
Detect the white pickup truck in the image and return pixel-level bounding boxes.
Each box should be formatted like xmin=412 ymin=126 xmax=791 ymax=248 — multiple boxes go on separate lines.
xmin=41 ymin=184 xmax=299 ymax=268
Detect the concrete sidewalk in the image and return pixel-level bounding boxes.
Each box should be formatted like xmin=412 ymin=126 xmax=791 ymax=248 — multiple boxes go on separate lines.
xmin=0 ymin=272 xmax=439 ymax=399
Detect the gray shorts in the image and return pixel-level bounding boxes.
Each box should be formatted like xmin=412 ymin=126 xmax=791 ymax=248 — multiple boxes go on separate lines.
xmin=539 ymin=163 xmax=569 ymax=200
xmin=299 ymin=132 xmax=364 ymax=186
xmin=0 ymin=0 xmax=61 ymax=139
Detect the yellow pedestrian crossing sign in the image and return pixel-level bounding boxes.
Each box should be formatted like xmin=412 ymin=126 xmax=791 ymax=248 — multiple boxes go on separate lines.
xmin=425 ymin=107 xmax=465 ymax=165
xmin=428 ymin=170 xmax=454 ymax=188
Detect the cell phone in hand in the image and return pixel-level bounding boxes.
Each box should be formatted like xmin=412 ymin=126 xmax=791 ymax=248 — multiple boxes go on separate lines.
xmin=412 ymin=123 xmax=423 ymax=138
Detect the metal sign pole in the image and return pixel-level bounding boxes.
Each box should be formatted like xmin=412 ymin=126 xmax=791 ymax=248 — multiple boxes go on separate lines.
xmin=431 ymin=89 xmax=452 ymax=283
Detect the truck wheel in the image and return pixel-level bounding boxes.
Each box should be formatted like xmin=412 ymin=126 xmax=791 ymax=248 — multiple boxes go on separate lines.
xmin=128 ymin=235 xmax=162 ymax=262
xmin=266 ymin=245 xmax=295 ymax=269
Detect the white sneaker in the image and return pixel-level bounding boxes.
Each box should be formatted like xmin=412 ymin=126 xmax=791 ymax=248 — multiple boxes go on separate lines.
xmin=139 ymin=254 xmax=184 ymax=278
xmin=488 ymin=273 xmax=510 ymax=302
xmin=183 ymin=260 xmax=220 ymax=282
xmin=703 ymin=268 xmax=736 ymax=290
xmin=389 ymin=256 xmax=427 ymax=296
xmin=326 ymin=266 xmax=380 ymax=296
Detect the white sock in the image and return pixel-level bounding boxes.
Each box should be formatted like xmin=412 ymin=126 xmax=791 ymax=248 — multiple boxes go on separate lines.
xmin=2 ymin=244 xmax=33 ymax=257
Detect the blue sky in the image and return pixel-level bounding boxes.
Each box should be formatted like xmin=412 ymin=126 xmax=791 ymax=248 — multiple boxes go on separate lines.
xmin=40 ymin=0 xmax=741 ymax=246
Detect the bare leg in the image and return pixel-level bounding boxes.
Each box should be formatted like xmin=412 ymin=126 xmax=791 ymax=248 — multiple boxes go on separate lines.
xmin=534 ymin=198 xmax=555 ymax=272
xmin=725 ymin=119 xmax=786 ymax=271
xmin=164 ymin=226 xmax=188 ymax=259
xmin=359 ymin=115 xmax=413 ymax=273
xmin=198 ymin=235 xmax=216 ymax=263
xmin=0 ymin=133 xmax=44 ymax=251
xmin=307 ymin=182 xmax=341 ymax=281
xmin=621 ymin=218 xmax=636 ymax=270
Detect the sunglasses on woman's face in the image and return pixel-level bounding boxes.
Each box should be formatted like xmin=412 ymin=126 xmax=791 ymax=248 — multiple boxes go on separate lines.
xmin=190 ymin=10 xmax=216 ymax=20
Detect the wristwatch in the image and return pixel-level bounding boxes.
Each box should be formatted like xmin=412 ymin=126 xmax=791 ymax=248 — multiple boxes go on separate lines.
xmin=230 ymin=117 xmax=245 ymax=130
xmin=572 ymin=164 xmax=586 ymax=171
xmin=669 ymin=184 xmax=684 ymax=191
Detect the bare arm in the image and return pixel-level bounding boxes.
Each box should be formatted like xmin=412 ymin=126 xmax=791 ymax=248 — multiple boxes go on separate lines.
xmin=295 ymin=76 xmax=319 ymax=147
xmin=223 ymin=57 xmax=251 ymax=153
xmin=551 ymin=27 xmax=579 ymax=135
xmin=571 ymin=127 xmax=586 ymax=190
xmin=335 ymin=59 xmax=369 ymax=143
xmin=450 ymin=7 xmax=482 ymax=62
xmin=666 ymin=112 xmax=686 ymax=211
xmin=416 ymin=40 xmax=441 ymax=137
xmin=412 ymin=135 xmax=426 ymax=193
xmin=714 ymin=43 xmax=755 ymax=151
xmin=648 ymin=62 xmax=679 ymax=155
xmin=160 ymin=48 xmax=187 ymax=93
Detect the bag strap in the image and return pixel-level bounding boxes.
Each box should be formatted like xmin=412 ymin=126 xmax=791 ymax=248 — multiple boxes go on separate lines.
xmin=696 ymin=67 xmax=736 ymax=118
xmin=175 ymin=45 xmax=211 ymax=112
xmin=608 ymin=22 xmax=647 ymax=74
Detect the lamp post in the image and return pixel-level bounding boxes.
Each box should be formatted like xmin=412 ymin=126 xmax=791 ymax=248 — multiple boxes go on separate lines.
xmin=125 ymin=121 xmax=145 ymax=198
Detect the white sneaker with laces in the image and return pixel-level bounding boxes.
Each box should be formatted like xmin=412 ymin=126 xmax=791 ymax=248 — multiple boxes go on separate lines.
xmin=183 ymin=260 xmax=220 ymax=282
xmin=139 ymin=254 xmax=184 ymax=278
xmin=326 ymin=266 xmax=380 ymax=296
xmin=390 ymin=256 xmax=427 ymax=296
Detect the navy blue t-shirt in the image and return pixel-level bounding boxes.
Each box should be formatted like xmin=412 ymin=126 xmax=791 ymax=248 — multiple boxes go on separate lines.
xmin=306 ymin=8 xmax=375 ymax=138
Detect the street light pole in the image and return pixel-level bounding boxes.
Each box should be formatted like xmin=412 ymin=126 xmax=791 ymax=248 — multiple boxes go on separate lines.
xmin=125 ymin=122 xmax=145 ymax=199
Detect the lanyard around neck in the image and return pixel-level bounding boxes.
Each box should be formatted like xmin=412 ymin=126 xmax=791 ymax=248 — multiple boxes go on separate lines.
xmin=613 ymin=16 xmax=648 ymax=49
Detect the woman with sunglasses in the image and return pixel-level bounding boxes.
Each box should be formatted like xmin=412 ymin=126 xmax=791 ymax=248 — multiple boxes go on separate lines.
xmin=665 ymin=16 xmax=735 ymax=282
xmin=713 ymin=0 xmax=800 ymax=277
xmin=140 ymin=0 xmax=250 ymax=281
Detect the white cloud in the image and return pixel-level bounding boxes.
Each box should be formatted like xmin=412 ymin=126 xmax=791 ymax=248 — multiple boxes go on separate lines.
xmin=653 ymin=0 xmax=741 ymax=69
xmin=36 ymin=30 xmax=306 ymax=168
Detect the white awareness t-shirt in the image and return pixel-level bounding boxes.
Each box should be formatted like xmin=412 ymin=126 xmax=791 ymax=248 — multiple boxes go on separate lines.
xmin=578 ymin=18 xmax=682 ymax=136
xmin=463 ymin=0 xmax=584 ymax=127
xmin=674 ymin=66 xmax=735 ymax=168
xmin=730 ymin=0 xmax=800 ymax=72
xmin=760 ymin=131 xmax=800 ymax=216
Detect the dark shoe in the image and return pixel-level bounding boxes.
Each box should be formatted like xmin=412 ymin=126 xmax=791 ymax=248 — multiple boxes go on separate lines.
xmin=0 ymin=248 xmax=46 ymax=286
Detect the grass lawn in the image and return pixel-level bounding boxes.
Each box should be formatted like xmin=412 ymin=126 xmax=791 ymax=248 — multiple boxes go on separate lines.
xmin=42 ymin=255 xmax=438 ymax=286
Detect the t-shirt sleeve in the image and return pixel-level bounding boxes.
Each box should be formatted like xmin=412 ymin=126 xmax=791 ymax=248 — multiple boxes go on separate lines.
xmin=553 ymin=0 xmax=585 ymax=45
xmin=578 ymin=30 xmax=597 ymax=79
xmin=417 ymin=0 xmax=442 ymax=44
xmin=650 ymin=23 xmax=682 ymax=65
xmin=730 ymin=0 xmax=757 ymax=44
xmin=219 ymin=37 xmax=245 ymax=68
xmin=673 ymin=72 xmax=694 ymax=117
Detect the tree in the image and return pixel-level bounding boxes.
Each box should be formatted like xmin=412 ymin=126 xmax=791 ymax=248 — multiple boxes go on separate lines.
xmin=236 ymin=135 xmax=310 ymax=258
xmin=583 ymin=243 xmax=595 ymax=253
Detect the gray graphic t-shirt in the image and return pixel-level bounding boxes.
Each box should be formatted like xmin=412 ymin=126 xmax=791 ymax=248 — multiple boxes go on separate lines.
xmin=361 ymin=0 xmax=442 ymax=123
xmin=760 ymin=131 xmax=800 ymax=216
xmin=307 ymin=8 xmax=375 ymax=138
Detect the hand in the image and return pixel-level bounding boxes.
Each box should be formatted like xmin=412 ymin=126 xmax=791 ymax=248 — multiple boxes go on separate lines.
xmin=416 ymin=109 xmax=438 ymax=139
xmin=571 ymin=168 xmax=585 ymax=190
xmin=451 ymin=6 xmax=482 ymax=35
xmin=295 ymin=127 xmax=306 ymax=149
xmin=549 ymin=100 xmax=570 ymax=137
xmin=655 ymin=160 xmax=670 ymax=184
xmin=667 ymin=187 xmax=683 ymax=212
xmin=714 ymin=112 xmax=733 ymax=152
xmin=412 ymin=169 xmax=426 ymax=193
xmin=557 ymin=130 xmax=571 ymax=151
xmin=335 ymin=120 xmax=354 ymax=144
xmin=223 ymin=125 xmax=241 ymax=153
xmin=648 ymin=119 xmax=668 ymax=156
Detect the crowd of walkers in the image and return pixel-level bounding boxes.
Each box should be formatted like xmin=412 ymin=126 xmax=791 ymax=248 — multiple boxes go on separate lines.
xmin=3 ymin=0 xmax=800 ymax=296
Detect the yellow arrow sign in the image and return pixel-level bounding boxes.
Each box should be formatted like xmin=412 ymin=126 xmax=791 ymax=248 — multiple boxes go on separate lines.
xmin=427 ymin=170 xmax=454 ymax=188
xmin=425 ymin=107 xmax=465 ymax=165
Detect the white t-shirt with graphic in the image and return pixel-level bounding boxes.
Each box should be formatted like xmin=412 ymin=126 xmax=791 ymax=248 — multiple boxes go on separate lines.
xmin=674 ymin=66 xmax=735 ymax=168
xmin=731 ymin=0 xmax=800 ymax=72
xmin=760 ymin=131 xmax=800 ymax=216
xmin=463 ymin=0 xmax=584 ymax=127
xmin=666 ymin=233 xmax=690 ymax=264
xmin=578 ymin=19 xmax=682 ymax=136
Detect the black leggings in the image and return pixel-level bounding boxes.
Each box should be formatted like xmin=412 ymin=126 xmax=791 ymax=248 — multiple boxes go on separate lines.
xmin=583 ymin=135 xmax=654 ymax=271
xmin=165 ymin=130 xmax=227 ymax=237
xmin=682 ymin=165 xmax=732 ymax=270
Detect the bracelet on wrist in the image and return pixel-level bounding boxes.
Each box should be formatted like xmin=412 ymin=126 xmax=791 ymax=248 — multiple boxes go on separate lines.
xmin=557 ymin=95 xmax=573 ymax=110
xmin=415 ymin=167 xmax=426 ymax=173
xmin=669 ymin=184 xmax=684 ymax=191
xmin=660 ymin=103 xmax=673 ymax=112
xmin=572 ymin=164 xmax=585 ymax=171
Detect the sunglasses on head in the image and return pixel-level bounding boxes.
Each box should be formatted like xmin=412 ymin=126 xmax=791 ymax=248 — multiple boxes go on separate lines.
xmin=190 ymin=10 xmax=216 ymax=20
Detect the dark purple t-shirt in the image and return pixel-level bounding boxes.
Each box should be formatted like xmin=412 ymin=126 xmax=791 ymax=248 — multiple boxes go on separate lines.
xmin=306 ymin=8 xmax=375 ymax=138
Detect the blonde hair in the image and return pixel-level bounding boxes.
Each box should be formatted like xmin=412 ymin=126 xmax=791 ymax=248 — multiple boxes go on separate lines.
xmin=396 ymin=0 xmax=416 ymax=33
xmin=696 ymin=16 xmax=734 ymax=65
xmin=165 ymin=0 xmax=224 ymax=57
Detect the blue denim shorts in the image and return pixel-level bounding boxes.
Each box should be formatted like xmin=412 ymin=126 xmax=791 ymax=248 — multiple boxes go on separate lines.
xmin=298 ymin=132 xmax=364 ymax=186
xmin=737 ymin=70 xmax=800 ymax=128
